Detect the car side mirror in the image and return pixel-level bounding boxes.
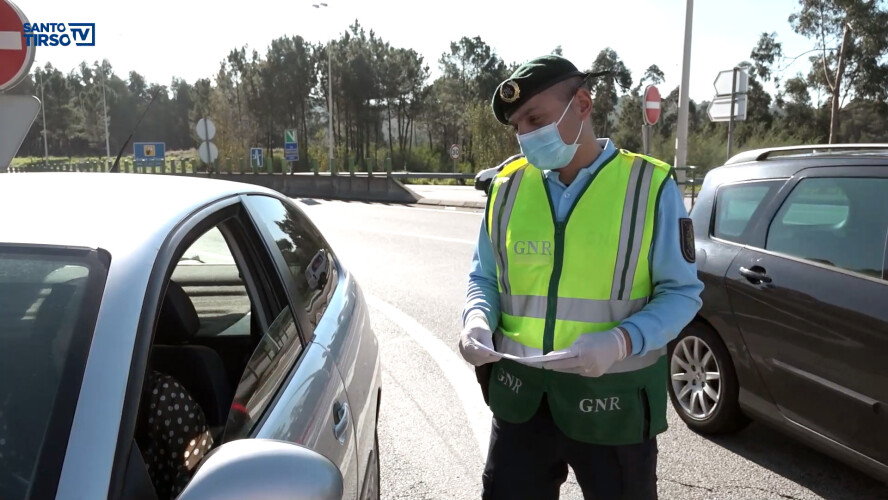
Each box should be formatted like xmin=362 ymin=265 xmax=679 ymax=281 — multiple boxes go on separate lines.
xmin=176 ymin=439 xmax=344 ymax=500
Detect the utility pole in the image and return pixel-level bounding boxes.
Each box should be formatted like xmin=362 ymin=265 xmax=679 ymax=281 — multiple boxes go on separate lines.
xmin=674 ymin=0 xmax=694 ymax=169
xmin=38 ymin=69 xmax=48 ymax=166
xmin=328 ymin=39 xmax=334 ymax=175
xmin=726 ymin=66 xmax=738 ymax=160
xmin=100 ymin=64 xmax=111 ymax=168
xmin=314 ymin=2 xmax=336 ymax=175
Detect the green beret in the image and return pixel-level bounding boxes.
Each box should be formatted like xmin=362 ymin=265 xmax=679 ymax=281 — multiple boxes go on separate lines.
xmin=492 ymin=55 xmax=590 ymax=125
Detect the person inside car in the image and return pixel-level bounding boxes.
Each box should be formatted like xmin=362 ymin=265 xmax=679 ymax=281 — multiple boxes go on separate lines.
xmin=135 ymin=369 xmax=215 ymax=499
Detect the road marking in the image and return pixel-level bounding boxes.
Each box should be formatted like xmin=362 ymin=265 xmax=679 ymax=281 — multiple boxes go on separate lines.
xmin=295 ymin=199 xmax=482 ymax=216
xmin=337 ymin=227 xmax=475 ymax=246
xmin=365 ymin=294 xmax=491 ymax=460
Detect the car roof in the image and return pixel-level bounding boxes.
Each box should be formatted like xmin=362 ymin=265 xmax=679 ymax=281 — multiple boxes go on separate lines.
xmin=704 ymin=151 xmax=888 ymax=185
xmin=0 ymin=173 xmax=281 ymax=254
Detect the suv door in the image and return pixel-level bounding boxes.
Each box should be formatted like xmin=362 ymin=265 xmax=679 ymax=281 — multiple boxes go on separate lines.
xmin=725 ymin=167 xmax=888 ymax=464
xmin=241 ymin=193 xmax=368 ymax=499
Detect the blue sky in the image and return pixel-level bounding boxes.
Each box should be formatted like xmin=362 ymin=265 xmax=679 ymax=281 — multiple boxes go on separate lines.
xmin=20 ymin=0 xmax=817 ymax=104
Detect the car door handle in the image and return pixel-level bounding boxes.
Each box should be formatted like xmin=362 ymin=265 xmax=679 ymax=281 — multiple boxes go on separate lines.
xmin=332 ymin=401 xmax=350 ymax=444
xmin=739 ymin=266 xmax=772 ymax=284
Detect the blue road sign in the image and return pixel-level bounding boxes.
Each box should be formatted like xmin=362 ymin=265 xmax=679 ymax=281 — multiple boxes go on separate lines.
xmin=250 ymin=147 xmax=263 ymax=168
xmin=284 ymin=129 xmax=299 ymax=161
xmin=134 ymin=142 xmax=166 ymax=160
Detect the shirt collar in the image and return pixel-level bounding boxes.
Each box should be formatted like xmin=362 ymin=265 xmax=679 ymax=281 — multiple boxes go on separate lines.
xmin=544 ymin=138 xmax=617 ymax=186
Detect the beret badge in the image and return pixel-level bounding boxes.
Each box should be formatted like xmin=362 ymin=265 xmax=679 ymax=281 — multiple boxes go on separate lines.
xmin=499 ymin=80 xmax=520 ymax=103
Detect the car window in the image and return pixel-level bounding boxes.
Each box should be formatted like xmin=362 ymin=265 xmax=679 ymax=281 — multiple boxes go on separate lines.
xmin=223 ymin=306 xmax=302 ymax=441
xmin=0 ymin=249 xmax=103 ymax=500
xmin=135 ymin=214 xmax=306 ymax=496
xmin=171 ymin=226 xmax=252 ymax=338
xmin=766 ymin=177 xmax=888 ymax=279
xmin=245 ymin=195 xmax=339 ymax=328
xmin=713 ymin=181 xmax=779 ymax=243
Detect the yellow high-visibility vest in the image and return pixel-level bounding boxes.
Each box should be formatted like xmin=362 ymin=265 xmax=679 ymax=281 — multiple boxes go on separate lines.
xmin=483 ymin=149 xmax=673 ymax=445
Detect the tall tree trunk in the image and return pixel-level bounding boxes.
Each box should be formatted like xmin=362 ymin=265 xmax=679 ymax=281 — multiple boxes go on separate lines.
xmin=829 ymin=24 xmax=853 ymax=144
xmin=427 ymin=125 xmax=432 ymax=156
xmin=300 ymin=100 xmax=308 ymax=171
xmin=387 ymin=102 xmax=394 ymax=160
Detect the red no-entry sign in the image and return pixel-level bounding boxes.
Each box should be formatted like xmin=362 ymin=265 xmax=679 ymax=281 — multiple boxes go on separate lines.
xmin=642 ymin=85 xmax=661 ymax=126
xmin=0 ymin=0 xmax=35 ymax=92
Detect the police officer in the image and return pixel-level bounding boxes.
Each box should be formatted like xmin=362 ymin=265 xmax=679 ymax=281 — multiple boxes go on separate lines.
xmin=459 ymin=55 xmax=704 ymax=500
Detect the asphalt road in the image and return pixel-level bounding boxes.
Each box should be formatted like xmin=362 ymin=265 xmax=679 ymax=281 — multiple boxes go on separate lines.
xmin=293 ymin=197 xmax=887 ymax=500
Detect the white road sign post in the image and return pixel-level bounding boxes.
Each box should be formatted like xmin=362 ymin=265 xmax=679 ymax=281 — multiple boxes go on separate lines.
xmin=196 ymin=117 xmax=217 ymax=173
xmin=449 ymin=143 xmax=460 ymax=173
xmin=708 ymin=67 xmax=749 ymax=161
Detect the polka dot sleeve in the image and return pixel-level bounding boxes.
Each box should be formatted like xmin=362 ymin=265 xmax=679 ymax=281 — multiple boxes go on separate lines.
xmin=141 ymin=371 xmax=215 ymax=499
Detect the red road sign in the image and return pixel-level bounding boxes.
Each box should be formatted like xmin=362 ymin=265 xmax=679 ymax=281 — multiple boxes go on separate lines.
xmin=0 ymin=0 xmax=34 ymax=92
xmin=642 ymin=85 xmax=661 ymax=126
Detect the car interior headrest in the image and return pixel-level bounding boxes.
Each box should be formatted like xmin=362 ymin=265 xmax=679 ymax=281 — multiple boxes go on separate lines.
xmin=154 ymin=280 xmax=200 ymax=345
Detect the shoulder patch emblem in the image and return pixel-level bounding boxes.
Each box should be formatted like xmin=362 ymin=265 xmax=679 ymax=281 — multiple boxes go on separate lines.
xmin=679 ymin=218 xmax=696 ymax=263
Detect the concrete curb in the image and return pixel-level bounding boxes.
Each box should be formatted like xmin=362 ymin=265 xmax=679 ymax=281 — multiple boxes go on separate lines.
xmin=415 ymin=198 xmax=486 ymax=209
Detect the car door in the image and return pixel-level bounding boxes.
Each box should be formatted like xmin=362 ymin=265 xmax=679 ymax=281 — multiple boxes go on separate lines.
xmin=240 ymin=193 xmax=363 ymax=499
xmin=725 ymin=167 xmax=888 ymax=464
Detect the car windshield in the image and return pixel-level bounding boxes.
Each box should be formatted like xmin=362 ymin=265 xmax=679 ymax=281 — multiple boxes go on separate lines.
xmin=0 ymin=247 xmax=105 ymax=500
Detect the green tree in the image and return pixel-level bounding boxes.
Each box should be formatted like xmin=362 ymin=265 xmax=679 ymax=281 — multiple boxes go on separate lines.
xmin=789 ymin=0 xmax=888 ymax=142
xmin=588 ymin=48 xmax=632 ymax=137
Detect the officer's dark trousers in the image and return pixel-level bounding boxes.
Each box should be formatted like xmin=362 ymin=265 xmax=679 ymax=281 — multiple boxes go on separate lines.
xmin=481 ymin=396 xmax=658 ymax=500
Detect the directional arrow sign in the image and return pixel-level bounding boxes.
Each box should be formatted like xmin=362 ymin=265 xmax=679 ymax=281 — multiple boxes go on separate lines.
xmin=284 ymin=129 xmax=298 ymax=161
xmin=713 ymin=68 xmax=749 ymax=97
xmin=707 ymin=94 xmax=748 ymax=122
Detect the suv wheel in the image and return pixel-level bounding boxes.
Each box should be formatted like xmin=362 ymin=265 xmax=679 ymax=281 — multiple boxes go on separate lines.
xmin=667 ymin=322 xmax=749 ymax=434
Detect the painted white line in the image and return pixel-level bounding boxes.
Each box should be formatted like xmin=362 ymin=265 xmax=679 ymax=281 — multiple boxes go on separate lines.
xmin=365 ymin=294 xmax=491 ymax=460
xmin=338 ymin=226 xmax=475 ymax=246
xmin=0 ymin=32 xmax=22 ymax=51
xmin=295 ymin=199 xmax=483 ymax=216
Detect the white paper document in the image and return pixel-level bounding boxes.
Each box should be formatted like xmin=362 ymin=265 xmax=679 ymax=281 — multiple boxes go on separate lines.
xmin=468 ymin=339 xmax=576 ymax=366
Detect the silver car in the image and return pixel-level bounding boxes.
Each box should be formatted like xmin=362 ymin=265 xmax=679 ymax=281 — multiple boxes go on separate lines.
xmin=0 ymin=173 xmax=382 ymax=500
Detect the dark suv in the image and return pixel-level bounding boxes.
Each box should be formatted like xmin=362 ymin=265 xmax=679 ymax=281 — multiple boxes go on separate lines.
xmin=666 ymin=144 xmax=888 ymax=484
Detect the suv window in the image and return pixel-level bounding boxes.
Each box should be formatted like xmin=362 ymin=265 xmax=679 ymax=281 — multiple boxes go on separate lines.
xmin=713 ymin=182 xmax=779 ymax=243
xmin=766 ymin=177 xmax=888 ymax=279
xmin=245 ymin=196 xmax=339 ymax=328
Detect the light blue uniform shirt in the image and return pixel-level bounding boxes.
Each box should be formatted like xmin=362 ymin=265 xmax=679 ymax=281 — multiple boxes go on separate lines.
xmin=462 ymin=139 xmax=704 ymax=357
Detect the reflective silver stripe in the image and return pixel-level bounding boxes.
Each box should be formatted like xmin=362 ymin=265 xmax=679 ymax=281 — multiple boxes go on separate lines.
xmin=495 ymin=332 xmax=666 ymax=376
xmin=619 ymin=161 xmax=655 ymax=300
xmin=611 ymin=158 xmax=645 ymax=300
xmin=489 ymin=175 xmax=512 ymax=293
xmin=501 ymin=294 xmax=647 ymax=323
xmin=494 ymin=168 xmax=526 ymax=296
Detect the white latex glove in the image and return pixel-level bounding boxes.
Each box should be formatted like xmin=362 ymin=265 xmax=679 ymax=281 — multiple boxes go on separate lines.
xmin=542 ymin=328 xmax=628 ymax=377
xmin=458 ymin=313 xmax=500 ymax=366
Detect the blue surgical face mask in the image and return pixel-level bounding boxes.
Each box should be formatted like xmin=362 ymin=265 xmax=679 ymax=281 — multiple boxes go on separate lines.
xmin=516 ymin=96 xmax=583 ymax=170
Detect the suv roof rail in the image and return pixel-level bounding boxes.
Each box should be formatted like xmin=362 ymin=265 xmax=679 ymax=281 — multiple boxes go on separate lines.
xmin=724 ymin=143 xmax=888 ymax=165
